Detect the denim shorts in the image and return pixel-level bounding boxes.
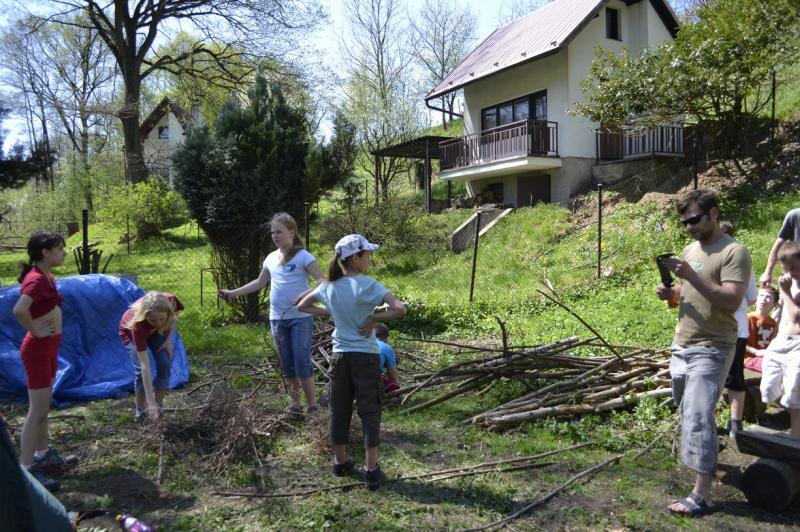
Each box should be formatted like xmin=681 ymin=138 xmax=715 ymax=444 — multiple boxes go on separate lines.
xmin=270 ymin=316 xmax=314 ymax=379
xmin=128 ymin=332 xmax=172 ymax=393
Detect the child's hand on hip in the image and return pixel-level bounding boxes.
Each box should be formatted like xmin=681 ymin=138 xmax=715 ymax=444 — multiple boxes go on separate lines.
xmin=360 ymin=315 xmax=377 ymax=337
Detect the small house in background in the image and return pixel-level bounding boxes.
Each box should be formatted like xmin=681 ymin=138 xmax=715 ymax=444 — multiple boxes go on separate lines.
xmin=427 ymin=0 xmax=683 ymax=208
xmin=140 ymin=97 xmax=201 ymax=185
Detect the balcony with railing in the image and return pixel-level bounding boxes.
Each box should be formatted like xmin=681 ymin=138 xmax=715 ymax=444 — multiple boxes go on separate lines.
xmin=595 ymin=125 xmax=686 ymax=163
xmin=440 ymin=119 xmax=559 ymax=172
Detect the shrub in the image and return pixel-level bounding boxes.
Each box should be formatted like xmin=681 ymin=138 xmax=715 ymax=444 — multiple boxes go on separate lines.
xmin=99 ymin=177 xmax=189 ymax=239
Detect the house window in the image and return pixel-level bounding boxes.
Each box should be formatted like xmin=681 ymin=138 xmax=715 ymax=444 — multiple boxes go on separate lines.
xmin=481 ymin=90 xmax=547 ymax=131
xmin=158 ymin=126 xmax=169 ymax=139
xmin=606 ymin=8 xmax=620 ymax=41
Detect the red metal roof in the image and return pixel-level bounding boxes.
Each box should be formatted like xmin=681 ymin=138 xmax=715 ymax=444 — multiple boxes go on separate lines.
xmin=426 ymin=0 xmax=678 ymax=101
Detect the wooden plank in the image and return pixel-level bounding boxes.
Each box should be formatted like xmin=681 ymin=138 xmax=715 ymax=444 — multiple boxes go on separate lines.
xmin=735 ymin=427 xmax=800 ymax=466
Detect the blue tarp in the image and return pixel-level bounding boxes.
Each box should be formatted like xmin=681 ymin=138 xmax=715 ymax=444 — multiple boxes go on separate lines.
xmin=0 ymin=274 xmax=188 ymax=407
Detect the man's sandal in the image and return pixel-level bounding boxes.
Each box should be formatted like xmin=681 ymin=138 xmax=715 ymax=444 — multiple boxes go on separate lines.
xmin=668 ymin=492 xmax=714 ymax=517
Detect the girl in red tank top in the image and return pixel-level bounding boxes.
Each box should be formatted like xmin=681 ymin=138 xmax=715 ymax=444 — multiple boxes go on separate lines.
xmin=12 ymin=230 xmax=76 ymax=491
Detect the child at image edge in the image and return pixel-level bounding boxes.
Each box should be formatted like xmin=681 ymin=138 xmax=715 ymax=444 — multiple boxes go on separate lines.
xmin=297 ymin=234 xmax=406 ymax=489
xmin=12 ymin=231 xmax=77 ymax=492
xmin=760 ymin=241 xmax=800 ymax=438
xmin=119 ymin=291 xmax=184 ymax=421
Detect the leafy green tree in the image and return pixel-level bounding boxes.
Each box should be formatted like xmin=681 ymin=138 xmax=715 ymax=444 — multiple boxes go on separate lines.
xmin=0 ymin=108 xmax=54 ymax=190
xmin=574 ymin=0 xmax=800 ymax=154
xmin=41 ymin=0 xmax=322 ymax=184
xmin=304 ymin=110 xmax=358 ymax=202
xmin=98 ymin=178 xmax=189 ymax=239
xmin=172 ymin=77 xmax=310 ymax=322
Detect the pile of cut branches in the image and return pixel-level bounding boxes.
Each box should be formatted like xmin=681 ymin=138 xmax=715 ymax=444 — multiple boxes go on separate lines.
xmin=392 ymin=334 xmax=671 ymax=431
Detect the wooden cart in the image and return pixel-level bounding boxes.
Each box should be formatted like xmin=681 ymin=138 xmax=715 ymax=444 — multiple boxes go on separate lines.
xmin=735 ymin=425 xmax=800 ymax=511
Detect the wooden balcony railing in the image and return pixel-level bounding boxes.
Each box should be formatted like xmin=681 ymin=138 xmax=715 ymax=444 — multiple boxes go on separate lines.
xmin=440 ymin=119 xmax=558 ymax=171
xmin=595 ymin=125 xmax=685 ymax=163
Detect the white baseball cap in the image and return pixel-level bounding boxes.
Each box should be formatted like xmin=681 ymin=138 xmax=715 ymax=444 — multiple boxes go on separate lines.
xmin=334 ymin=234 xmax=379 ymax=260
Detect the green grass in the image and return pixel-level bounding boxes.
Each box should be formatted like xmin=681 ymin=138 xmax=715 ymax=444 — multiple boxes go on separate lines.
xmin=4 ymin=165 xmax=800 ymax=530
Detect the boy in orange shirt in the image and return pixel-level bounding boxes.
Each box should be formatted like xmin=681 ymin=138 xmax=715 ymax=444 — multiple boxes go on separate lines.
xmin=744 ymin=286 xmax=778 ymax=372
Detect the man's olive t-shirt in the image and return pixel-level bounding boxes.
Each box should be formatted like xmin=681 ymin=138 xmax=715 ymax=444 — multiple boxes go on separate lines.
xmin=675 ymin=233 xmax=752 ymax=347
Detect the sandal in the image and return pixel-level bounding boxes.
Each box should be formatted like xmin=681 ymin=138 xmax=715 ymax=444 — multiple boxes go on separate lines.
xmin=668 ymin=492 xmax=714 ymax=517
xmin=306 ymin=405 xmax=320 ymax=422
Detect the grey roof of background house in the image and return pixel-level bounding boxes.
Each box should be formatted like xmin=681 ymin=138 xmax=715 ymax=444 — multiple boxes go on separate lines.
xmin=426 ymin=0 xmax=678 ymax=101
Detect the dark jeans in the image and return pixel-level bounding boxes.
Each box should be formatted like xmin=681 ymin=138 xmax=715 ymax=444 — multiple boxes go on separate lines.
xmin=329 ymin=352 xmax=384 ymax=449
xmin=0 ymin=418 xmax=71 ymax=531
xmin=724 ymin=338 xmax=748 ymax=392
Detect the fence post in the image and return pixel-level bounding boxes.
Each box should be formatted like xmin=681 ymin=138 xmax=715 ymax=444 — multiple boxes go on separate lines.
xmin=81 ymin=209 xmax=90 ymax=275
xmin=304 ymin=201 xmax=310 ymax=253
xmin=126 ymin=214 xmax=131 ymax=254
xmin=200 ymin=268 xmax=204 ymax=308
xmin=597 ymin=184 xmax=603 ymax=279
xmin=469 ymin=211 xmax=481 ymax=303
xmin=692 ymin=137 xmax=699 ymax=190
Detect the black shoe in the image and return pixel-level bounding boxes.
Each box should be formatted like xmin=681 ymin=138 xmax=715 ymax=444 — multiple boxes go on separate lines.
xmin=726 ymin=419 xmax=743 ymax=439
xmin=35 ymin=446 xmax=78 ymax=474
xmin=27 ymin=462 xmax=61 ymax=492
xmin=332 ymin=457 xmax=354 ymax=477
xmin=362 ymin=464 xmax=386 ymax=490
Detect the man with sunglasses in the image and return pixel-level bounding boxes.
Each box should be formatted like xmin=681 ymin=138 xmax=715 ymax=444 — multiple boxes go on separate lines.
xmin=656 ymin=189 xmax=752 ymax=517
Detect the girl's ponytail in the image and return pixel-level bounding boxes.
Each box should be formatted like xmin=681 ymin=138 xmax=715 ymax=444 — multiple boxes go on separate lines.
xmin=17 ymin=230 xmax=65 ymax=283
xmin=328 ymin=256 xmax=344 ymax=282
xmin=17 ymin=262 xmax=34 ymax=284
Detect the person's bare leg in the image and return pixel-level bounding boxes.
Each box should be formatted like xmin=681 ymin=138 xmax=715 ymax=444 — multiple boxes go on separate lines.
xmin=790 ymin=409 xmax=800 ymax=438
xmin=365 ymin=446 xmax=378 ymax=470
xmin=21 ymin=387 xmax=52 ymax=466
xmin=286 ymin=378 xmax=301 ymax=406
xmin=301 ymin=377 xmax=317 ymax=407
xmin=668 ymin=472 xmax=713 ymax=512
xmin=134 ymin=390 xmax=146 ymax=410
xmin=155 ymin=389 xmax=167 ymax=407
xmin=729 ymin=389 xmax=746 ymax=422
xmin=333 ymin=443 xmax=348 ymax=464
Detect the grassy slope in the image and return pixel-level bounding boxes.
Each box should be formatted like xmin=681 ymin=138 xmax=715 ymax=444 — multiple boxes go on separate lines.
xmin=3 ymin=175 xmax=800 ymax=530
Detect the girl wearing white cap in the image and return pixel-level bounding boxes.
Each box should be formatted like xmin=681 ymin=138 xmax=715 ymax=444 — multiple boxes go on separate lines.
xmin=297 ymin=233 xmax=406 ymax=490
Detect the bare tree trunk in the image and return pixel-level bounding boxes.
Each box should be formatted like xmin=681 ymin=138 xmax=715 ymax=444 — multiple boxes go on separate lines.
xmin=120 ymin=76 xmax=148 ymax=184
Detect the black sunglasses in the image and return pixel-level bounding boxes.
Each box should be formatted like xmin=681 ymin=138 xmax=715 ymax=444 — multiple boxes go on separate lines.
xmin=680 ymin=210 xmax=709 ymax=227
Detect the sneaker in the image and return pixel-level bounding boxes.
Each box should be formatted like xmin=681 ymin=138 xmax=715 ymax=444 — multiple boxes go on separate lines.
xmin=332 ymin=457 xmax=354 ymax=477
xmin=35 ymin=447 xmax=78 ymax=472
xmin=362 ymin=464 xmax=386 ymax=490
xmin=727 ymin=418 xmax=743 ymax=438
xmin=286 ymin=404 xmax=304 ymax=419
xmin=27 ymin=462 xmax=60 ymax=492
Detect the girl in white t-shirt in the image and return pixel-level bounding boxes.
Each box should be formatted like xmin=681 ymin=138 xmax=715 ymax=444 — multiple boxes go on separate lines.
xmin=219 ymin=212 xmax=325 ymax=417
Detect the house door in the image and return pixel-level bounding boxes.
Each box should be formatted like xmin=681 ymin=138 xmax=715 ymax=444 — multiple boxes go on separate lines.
xmin=530 ymin=91 xmax=549 ymax=154
xmin=598 ymin=123 xmax=623 ymax=161
xmin=516 ymin=174 xmax=550 ymax=207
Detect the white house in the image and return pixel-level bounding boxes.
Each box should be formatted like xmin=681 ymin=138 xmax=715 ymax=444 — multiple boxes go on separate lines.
xmin=140 ymin=97 xmax=199 ymax=184
xmin=426 ymin=0 xmax=682 ymax=207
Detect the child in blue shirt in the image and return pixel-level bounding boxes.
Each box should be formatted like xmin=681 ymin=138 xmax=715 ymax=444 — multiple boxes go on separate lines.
xmin=297 ymin=234 xmax=406 ymax=490
xmin=374 ymin=323 xmax=400 ymax=393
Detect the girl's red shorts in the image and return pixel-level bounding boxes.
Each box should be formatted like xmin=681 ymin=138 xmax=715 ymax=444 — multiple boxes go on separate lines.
xmin=20 ymin=333 xmax=61 ymax=390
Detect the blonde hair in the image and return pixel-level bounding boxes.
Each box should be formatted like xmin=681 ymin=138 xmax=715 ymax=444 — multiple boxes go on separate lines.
xmin=271 ymin=212 xmax=305 ymax=265
xmin=127 ymin=291 xmax=175 ymax=333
